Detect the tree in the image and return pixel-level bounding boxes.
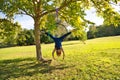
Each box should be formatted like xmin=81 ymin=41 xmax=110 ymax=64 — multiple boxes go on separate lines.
xmin=0 ymin=18 xmax=21 ymax=47
xmin=16 ymin=29 xmax=35 ymax=46
xmin=0 ymin=0 xmax=120 ymax=61
xmin=87 ymin=24 xmax=97 ymax=39
xmin=87 ymin=24 xmax=120 ymax=39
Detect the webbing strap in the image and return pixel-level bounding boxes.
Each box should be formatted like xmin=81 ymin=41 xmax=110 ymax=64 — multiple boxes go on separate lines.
xmin=56 ymin=8 xmax=59 ymax=25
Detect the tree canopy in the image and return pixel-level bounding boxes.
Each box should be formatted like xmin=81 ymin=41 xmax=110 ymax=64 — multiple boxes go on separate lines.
xmin=1 ymin=0 xmax=119 ymax=32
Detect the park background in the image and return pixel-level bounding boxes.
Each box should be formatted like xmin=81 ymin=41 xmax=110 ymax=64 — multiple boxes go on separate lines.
xmin=0 ymin=0 xmax=120 ymax=80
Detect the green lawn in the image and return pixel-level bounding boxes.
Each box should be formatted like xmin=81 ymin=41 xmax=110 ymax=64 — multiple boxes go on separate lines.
xmin=0 ymin=36 xmax=120 ymax=80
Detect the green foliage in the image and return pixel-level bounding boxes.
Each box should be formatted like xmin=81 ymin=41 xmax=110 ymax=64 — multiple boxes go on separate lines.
xmin=0 ymin=0 xmax=34 ymax=18
xmin=102 ymin=9 xmax=120 ymax=26
xmin=87 ymin=25 xmax=97 ymax=39
xmin=0 ymin=19 xmax=35 ymax=47
xmin=40 ymin=33 xmax=54 ymax=43
xmin=0 ymin=36 xmax=120 ymax=79
xmin=44 ymin=13 xmax=57 ymax=31
xmin=16 ymin=29 xmax=35 ymax=46
xmin=87 ymin=24 xmax=120 ymax=39
xmin=0 ymin=18 xmax=21 ymax=47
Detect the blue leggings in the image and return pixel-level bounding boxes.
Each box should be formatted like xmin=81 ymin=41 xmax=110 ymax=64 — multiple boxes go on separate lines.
xmin=59 ymin=32 xmax=71 ymax=40
xmin=45 ymin=32 xmax=71 ymax=40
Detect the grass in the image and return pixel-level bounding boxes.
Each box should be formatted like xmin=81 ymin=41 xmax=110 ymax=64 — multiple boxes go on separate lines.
xmin=0 ymin=36 xmax=120 ymax=80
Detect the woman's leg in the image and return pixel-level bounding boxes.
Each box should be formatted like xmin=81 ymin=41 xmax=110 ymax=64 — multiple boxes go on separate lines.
xmin=45 ymin=32 xmax=55 ymax=40
xmin=60 ymin=32 xmax=71 ymax=41
xmin=61 ymin=48 xmax=65 ymax=60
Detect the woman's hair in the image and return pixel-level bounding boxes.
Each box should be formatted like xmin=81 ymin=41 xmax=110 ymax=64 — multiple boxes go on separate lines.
xmin=56 ymin=49 xmax=61 ymax=56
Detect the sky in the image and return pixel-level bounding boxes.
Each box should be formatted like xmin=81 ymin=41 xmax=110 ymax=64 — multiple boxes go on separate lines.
xmin=0 ymin=2 xmax=120 ymax=30
xmin=14 ymin=15 xmax=34 ymax=29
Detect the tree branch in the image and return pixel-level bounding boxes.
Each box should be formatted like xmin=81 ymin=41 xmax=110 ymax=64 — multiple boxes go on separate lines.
xmin=109 ymin=1 xmax=119 ymax=6
xmin=39 ymin=0 xmax=76 ymax=17
xmin=19 ymin=9 xmax=33 ymax=18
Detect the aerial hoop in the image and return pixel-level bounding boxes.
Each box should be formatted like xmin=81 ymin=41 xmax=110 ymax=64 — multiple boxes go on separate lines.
xmin=54 ymin=8 xmax=68 ymax=37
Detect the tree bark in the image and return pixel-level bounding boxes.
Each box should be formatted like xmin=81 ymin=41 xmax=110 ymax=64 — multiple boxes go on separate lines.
xmin=34 ymin=18 xmax=43 ymax=61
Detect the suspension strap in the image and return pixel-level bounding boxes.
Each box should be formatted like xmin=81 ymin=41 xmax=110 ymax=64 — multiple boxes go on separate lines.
xmin=56 ymin=8 xmax=59 ymax=25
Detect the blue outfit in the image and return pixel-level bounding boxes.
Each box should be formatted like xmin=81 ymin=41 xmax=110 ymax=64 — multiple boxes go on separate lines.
xmin=45 ymin=32 xmax=71 ymax=50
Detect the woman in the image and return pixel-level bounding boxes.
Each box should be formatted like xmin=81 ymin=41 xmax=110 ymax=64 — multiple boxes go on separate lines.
xmin=44 ymin=29 xmax=76 ymax=60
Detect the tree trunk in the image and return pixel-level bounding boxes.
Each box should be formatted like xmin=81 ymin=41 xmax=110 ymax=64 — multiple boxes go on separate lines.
xmin=34 ymin=18 xmax=43 ymax=61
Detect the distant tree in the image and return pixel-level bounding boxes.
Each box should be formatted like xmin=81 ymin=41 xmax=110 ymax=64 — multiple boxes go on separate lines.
xmin=87 ymin=24 xmax=120 ymax=39
xmin=0 ymin=18 xmax=21 ymax=47
xmin=40 ymin=33 xmax=53 ymax=44
xmin=87 ymin=25 xmax=97 ymax=39
xmin=114 ymin=25 xmax=120 ymax=35
xmin=17 ymin=29 xmax=35 ymax=46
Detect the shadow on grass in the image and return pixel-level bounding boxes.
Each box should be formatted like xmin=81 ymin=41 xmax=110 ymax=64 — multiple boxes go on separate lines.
xmin=0 ymin=58 xmax=74 ymax=79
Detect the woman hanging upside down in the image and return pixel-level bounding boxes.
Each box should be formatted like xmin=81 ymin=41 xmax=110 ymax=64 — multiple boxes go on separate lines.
xmin=42 ymin=29 xmax=77 ymax=60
